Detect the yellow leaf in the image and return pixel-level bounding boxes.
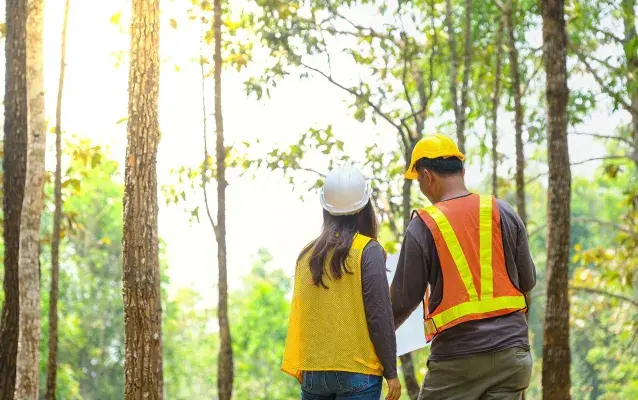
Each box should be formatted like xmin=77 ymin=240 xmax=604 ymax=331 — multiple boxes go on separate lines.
xmin=110 ymin=12 xmax=121 ymax=25
xmin=205 ymin=29 xmax=214 ymax=45
xmin=170 ymin=19 xmax=178 ymax=29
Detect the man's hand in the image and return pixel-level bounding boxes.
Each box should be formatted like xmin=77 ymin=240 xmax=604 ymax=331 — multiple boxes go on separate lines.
xmin=386 ymin=378 xmax=401 ymax=400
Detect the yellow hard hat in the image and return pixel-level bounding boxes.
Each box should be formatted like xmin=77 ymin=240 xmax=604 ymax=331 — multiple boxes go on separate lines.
xmin=404 ymin=134 xmax=465 ymax=180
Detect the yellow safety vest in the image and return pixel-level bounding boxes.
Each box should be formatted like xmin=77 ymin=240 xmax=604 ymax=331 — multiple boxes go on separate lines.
xmin=281 ymin=234 xmax=383 ymax=382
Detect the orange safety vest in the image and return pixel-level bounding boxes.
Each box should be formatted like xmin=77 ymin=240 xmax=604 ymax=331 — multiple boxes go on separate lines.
xmin=416 ymin=194 xmax=527 ymax=342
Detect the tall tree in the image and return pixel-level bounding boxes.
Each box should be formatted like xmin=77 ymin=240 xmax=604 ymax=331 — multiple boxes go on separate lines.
xmin=45 ymin=0 xmax=70 ymax=398
xmin=14 ymin=0 xmax=45 ymax=397
xmin=505 ymin=0 xmax=527 ymax=225
xmin=0 ymin=0 xmax=28 ymax=397
xmin=445 ymin=0 xmax=473 ymax=153
xmin=213 ymin=0 xmax=234 ymax=398
xmin=491 ymin=14 xmax=504 ymax=197
xmin=122 ymin=0 xmax=163 ymax=398
xmin=541 ymin=0 xmax=572 ymax=399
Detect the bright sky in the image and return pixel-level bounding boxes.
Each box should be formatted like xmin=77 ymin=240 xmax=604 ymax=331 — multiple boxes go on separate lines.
xmin=1 ymin=0 xmax=624 ymax=302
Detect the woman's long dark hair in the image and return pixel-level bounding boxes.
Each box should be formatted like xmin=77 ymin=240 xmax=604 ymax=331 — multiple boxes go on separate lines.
xmin=299 ymin=200 xmax=378 ymax=289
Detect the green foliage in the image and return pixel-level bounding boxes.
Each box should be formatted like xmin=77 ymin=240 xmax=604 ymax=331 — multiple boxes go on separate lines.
xmin=164 ymin=288 xmax=219 ymax=399
xmin=231 ymin=249 xmax=299 ymax=399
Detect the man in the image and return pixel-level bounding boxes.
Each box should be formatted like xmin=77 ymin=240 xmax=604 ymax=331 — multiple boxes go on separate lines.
xmin=391 ymin=134 xmax=536 ymax=400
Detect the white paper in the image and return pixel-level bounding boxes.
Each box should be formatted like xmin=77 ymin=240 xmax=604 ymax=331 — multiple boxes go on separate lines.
xmin=386 ymin=252 xmax=428 ymax=356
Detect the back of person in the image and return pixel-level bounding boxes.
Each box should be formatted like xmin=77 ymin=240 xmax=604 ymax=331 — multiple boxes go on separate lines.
xmin=282 ymin=166 xmax=401 ymax=400
xmin=283 ymin=233 xmax=381 ymax=378
xmin=391 ymin=134 xmax=536 ymax=400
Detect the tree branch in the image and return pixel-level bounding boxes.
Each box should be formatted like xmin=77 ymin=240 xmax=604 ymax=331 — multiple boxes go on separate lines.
xmin=528 ymin=217 xmax=633 ymax=238
xmin=570 ymin=155 xmax=631 ymax=166
xmin=299 ymin=167 xmax=325 ymax=177
xmin=521 ymin=58 xmax=543 ymax=97
xmin=569 ymin=132 xmax=633 ymax=145
xmin=577 ymin=52 xmax=638 ymax=117
xmin=525 ymin=155 xmax=632 ymax=187
xmin=570 ymin=285 xmax=638 ymax=307
xmin=300 ymin=62 xmax=406 ymax=135
xmin=200 ymin=32 xmax=218 ymax=238
xmin=593 ymin=27 xmax=624 ymax=44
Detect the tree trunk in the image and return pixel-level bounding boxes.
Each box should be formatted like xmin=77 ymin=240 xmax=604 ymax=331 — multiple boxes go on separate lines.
xmin=398 ymin=170 xmax=421 ymax=400
xmin=459 ymin=0 xmax=472 ymax=153
xmin=621 ymin=0 xmax=638 ymax=167
xmin=0 ymin=0 xmax=28 ymax=397
xmin=214 ymin=1 xmax=234 ymax=399
xmin=445 ymin=0 xmax=472 ymax=153
xmin=541 ymin=1 xmax=572 ymax=399
xmin=506 ymin=0 xmax=527 ymax=225
xmin=45 ymin=1 xmax=70 ymax=398
xmin=122 ymin=0 xmax=163 ymax=398
xmin=492 ymin=16 xmax=504 ymax=197
xmin=14 ymin=0 xmax=45 ymax=397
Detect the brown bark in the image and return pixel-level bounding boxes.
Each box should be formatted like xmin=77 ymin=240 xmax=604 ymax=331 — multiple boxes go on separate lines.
xmin=0 ymin=0 xmax=28 ymax=397
xmin=445 ymin=0 xmax=472 ymax=153
xmin=122 ymin=0 xmax=163 ymax=398
xmin=45 ymin=1 xmax=70 ymax=398
xmin=541 ymin=0 xmax=572 ymax=399
xmin=506 ymin=0 xmax=527 ymax=225
xmin=15 ymin=0 xmax=46 ymax=397
xmin=492 ymin=16 xmax=505 ymax=197
xmin=214 ymin=0 xmax=234 ymax=399
xmin=399 ymin=167 xmax=421 ymax=400
xmin=621 ymin=0 xmax=638 ymax=166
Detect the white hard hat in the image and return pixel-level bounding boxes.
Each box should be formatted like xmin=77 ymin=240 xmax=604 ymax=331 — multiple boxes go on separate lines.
xmin=320 ymin=166 xmax=372 ymax=216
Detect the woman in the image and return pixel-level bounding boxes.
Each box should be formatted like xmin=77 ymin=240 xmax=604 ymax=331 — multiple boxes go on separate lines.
xmin=282 ymin=166 xmax=401 ymax=400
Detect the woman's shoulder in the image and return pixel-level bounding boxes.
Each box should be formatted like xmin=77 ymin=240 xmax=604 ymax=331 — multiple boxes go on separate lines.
xmin=362 ymin=238 xmax=387 ymax=260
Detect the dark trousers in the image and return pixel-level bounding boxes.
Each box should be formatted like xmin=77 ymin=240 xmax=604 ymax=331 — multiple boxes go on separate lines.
xmin=419 ymin=347 xmax=533 ymax=400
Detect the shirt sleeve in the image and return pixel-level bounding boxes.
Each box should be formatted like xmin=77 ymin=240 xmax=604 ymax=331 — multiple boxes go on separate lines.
xmin=498 ymin=200 xmax=537 ymax=293
xmin=515 ymin=218 xmax=537 ymax=293
xmin=390 ymin=218 xmax=429 ymax=330
xmin=361 ymin=241 xmax=398 ymax=379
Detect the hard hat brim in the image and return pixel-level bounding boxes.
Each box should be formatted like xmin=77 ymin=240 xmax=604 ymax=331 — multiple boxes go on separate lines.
xmin=404 ymin=164 xmax=418 ymax=180
xmin=404 ymin=154 xmax=465 ymax=180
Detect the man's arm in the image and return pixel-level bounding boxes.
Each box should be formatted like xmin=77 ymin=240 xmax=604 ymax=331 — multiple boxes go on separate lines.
xmin=390 ymin=221 xmax=429 ymax=329
xmin=515 ymin=218 xmax=537 ymax=294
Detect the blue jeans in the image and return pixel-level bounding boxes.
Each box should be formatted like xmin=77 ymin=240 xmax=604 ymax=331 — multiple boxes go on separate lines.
xmin=301 ymin=371 xmax=383 ymax=400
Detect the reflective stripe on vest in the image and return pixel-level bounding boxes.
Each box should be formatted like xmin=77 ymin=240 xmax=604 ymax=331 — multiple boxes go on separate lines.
xmin=421 ymin=195 xmax=526 ymax=337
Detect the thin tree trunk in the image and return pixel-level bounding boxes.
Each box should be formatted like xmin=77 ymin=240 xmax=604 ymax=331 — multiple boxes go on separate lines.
xmin=0 ymin=0 xmax=28 ymax=397
xmin=14 ymin=0 xmax=45 ymax=397
xmin=541 ymin=0 xmax=571 ymax=399
xmin=459 ymin=0 xmax=472 ymax=153
xmin=45 ymin=1 xmax=70 ymax=398
xmin=445 ymin=0 xmax=472 ymax=153
xmin=122 ymin=0 xmax=163 ymax=398
xmin=398 ymin=169 xmax=421 ymax=400
xmin=445 ymin=0 xmax=461 ymax=151
xmin=621 ymin=0 xmax=638 ymax=167
xmin=214 ymin=0 xmax=234 ymax=399
xmin=506 ymin=0 xmax=527 ymax=225
xmin=492 ymin=16 xmax=504 ymax=197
